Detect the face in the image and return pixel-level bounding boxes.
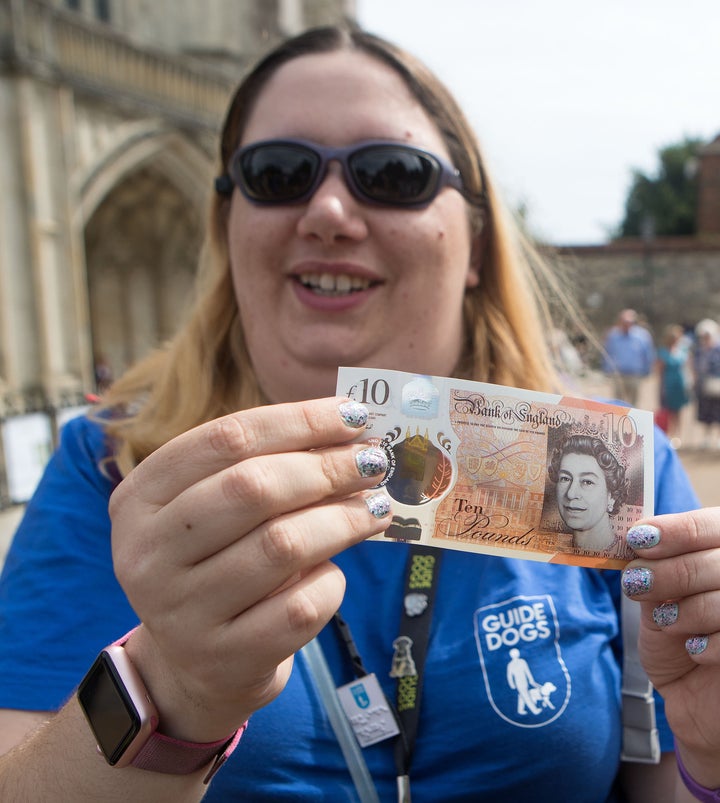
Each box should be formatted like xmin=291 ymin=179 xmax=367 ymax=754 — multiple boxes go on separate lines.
xmin=619 ymin=311 xmax=636 ymax=333
xmin=226 ymin=50 xmax=480 ymax=403
xmin=555 ymin=452 xmax=613 ymax=534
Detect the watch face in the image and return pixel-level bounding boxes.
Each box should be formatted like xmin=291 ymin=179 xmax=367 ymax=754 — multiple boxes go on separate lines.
xmin=78 ymin=651 xmax=142 ymax=765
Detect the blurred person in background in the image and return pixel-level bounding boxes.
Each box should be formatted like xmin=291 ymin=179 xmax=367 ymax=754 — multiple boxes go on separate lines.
xmin=692 ymin=318 xmax=720 ymax=449
xmin=602 ymin=308 xmax=655 ymax=406
xmin=656 ymin=324 xmax=691 ymax=448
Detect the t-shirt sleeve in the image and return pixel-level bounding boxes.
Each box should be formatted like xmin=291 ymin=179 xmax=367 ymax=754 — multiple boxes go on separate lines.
xmin=653 ymin=428 xmax=701 ymax=517
xmin=0 ymin=415 xmax=140 ymax=711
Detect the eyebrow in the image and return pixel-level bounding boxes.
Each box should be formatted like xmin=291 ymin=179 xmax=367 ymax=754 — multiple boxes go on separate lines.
xmin=559 ymin=469 xmax=601 ymax=479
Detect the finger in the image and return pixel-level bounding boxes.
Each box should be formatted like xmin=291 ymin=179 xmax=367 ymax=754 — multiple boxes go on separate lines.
xmin=156 ymin=490 xmax=392 ymax=627
xmin=644 ymin=618 xmax=720 ymax=669
xmin=238 ymin=561 xmax=348 ymax=668
xmin=642 ymin=590 xmax=720 ymax=668
xmin=635 ymin=620 xmax=712 ymax=697
xmin=620 ymin=548 xmax=720 ymax=603
xmin=681 ymin=633 xmax=717 ymax=663
xmin=624 ymin=508 xmax=720 ymax=559
xmin=110 ymin=397 xmax=370 ymax=510
xmin=124 ymin=442 xmax=389 ymax=567
xmin=138 ymin=560 xmax=349 ymax=719
xmin=648 ymin=591 xmax=720 ymax=636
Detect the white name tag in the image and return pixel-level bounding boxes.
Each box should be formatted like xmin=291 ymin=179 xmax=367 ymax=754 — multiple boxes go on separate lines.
xmin=336 ymin=673 xmax=400 ymax=747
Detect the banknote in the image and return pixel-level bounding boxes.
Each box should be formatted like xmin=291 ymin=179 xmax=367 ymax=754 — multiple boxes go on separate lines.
xmin=337 ymin=367 xmax=654 ymax=569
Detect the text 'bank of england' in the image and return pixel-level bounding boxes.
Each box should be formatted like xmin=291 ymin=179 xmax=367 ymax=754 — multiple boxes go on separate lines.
xmin=337 ymin=367 xmax=654 ymax=569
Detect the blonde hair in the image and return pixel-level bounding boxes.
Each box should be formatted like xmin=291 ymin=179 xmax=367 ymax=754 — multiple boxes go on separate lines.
xmin=98 ymin=23 xmax=576 ymax=476
xmin=662 ymin=324 xmax=683 ymax=346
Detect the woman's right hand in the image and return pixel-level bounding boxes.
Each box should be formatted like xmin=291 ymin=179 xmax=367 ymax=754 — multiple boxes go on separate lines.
xmin=109 ymin=397 xmax=391 ymax=745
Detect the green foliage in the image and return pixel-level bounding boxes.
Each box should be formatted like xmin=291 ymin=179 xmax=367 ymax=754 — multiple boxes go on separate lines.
xmin=616 ymin=137 xmax=703 ymax=238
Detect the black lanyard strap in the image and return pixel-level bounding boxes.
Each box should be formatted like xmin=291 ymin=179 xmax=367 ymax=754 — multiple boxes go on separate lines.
xmin=332 ymin=544 xmax=442 ymax=803
xmin=334 ymin=611 xmax=371 ymax=679
xmin=392 ymin=545 xmax=442 ymax=797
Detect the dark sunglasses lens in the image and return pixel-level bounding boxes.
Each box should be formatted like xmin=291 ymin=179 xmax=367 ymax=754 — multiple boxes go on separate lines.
xmin=238 ymin=145 xmax=319 ymax=201
xmin=351 ymin=147 xmax=438 ymax=204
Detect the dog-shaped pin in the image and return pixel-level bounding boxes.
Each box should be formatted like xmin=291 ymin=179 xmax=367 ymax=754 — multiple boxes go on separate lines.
xmin=389 ymin=635 xmax=417 ymax=678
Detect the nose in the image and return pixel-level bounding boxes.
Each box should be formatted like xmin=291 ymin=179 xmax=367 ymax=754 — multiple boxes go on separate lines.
xmin=296 ymin=162 xmax=368 ymax=243
xmin=565 ymin=478 xmax=582 ymax=500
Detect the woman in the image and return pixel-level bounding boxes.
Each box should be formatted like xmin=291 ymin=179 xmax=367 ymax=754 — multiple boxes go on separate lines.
xmin=0 ymin=24 xmax=718 ymax=802
xmin=546 ymin=433 xmax=633 ymax=560
xmin=655 ymin=324 xmax=690 ymax=446
xmin=693 ymin=318 xmax=720 ymax=448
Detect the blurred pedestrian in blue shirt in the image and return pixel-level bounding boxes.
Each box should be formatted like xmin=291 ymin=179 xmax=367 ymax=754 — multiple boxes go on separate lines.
xmin=603 ymin=308 xmax=656 ymax=405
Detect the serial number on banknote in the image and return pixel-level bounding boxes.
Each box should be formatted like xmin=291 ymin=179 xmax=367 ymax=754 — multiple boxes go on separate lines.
xmin=337 ymin=367 xmax=655 ymax=569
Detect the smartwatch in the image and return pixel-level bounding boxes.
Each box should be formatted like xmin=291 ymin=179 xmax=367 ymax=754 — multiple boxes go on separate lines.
xmin=77 ymin=637 xmax=243 ymax=782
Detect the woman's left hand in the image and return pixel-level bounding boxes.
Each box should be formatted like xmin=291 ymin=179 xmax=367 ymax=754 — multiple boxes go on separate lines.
xmin=623 ymin=508 xmax=720 ymax=788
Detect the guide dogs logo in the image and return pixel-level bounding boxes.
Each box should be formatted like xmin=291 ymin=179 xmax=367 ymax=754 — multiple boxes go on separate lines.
xmin=350 ymin=682 xmax=371 ymax=709
xmin=474 ymin=595 xmax=571 ymax=727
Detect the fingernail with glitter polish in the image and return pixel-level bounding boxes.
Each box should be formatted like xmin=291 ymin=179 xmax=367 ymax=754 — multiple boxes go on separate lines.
xmin=355 ymin=447 xmax=388 ymax=478
xmin=365 ymin=492 xmax=391 ymax=519
xmin=627 ymin=524 xmax=661 ymax=550
xmin=686 ymin=635 xmax=709 ymax=655
xmin=652 ymin=601 xmax=678 ymax=627
xmin=339 ymin=400 xmax=369 ymax=429
xmin=621 ymin=567 xmax=654 ymax=596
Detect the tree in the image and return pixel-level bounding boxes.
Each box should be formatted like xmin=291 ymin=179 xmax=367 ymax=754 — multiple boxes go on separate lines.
xmin=616 ymin=137 xmax=703 ymax=238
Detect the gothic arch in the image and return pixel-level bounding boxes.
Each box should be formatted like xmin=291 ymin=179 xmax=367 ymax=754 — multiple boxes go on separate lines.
xmin=76 ymin=123 xmax=215 ymax=226
xmin=80 ymin=128 xmax=213 ymax=384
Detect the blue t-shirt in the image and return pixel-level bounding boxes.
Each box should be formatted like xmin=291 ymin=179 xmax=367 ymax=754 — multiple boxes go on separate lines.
xmin=0 ymin=415 xmax=700 ymax=802
xmin=602 ymin=326 xmax=655 ymax=377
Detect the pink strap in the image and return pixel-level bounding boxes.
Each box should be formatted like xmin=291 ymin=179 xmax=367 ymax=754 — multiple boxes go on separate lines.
xmin=112 ymin=625 xmax=140 ymax=647
xmin=131 ymin=723 xmax=247 ymax=783
xmin=113 ymin=627 xmax=246 ymax=782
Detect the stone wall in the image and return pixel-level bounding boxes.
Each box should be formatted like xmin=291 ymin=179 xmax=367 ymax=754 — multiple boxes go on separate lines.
xmin=551 ymin=238 xmax=720 ymax=340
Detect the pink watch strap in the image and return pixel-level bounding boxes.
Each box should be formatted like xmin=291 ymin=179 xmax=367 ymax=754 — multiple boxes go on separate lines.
xmin=131 ymin=724 xmax=246 ymax=784
xmin=115 ymin=627 xmax=246 ymax=783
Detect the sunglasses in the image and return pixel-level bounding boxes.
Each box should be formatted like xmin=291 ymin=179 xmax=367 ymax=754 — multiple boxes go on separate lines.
xmin=216 ymin=138 xmax=467 ymax=208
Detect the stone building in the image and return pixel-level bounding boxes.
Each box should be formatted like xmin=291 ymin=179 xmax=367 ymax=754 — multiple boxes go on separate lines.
xmin=0 ymin=0 xmax=717 ymax=500
xmin=0 ymin=0 xmax=352 ymax=414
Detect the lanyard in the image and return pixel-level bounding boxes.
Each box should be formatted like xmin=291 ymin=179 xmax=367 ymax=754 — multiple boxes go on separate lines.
xmin=334 ymin=544 xmax=442 ymax=803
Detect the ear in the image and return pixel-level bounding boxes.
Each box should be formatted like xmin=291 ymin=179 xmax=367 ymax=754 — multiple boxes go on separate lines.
xmin=465 ymin=218 xmax=488 ymax=289
xmin=216 ymin=192 xmax=234 ymax=245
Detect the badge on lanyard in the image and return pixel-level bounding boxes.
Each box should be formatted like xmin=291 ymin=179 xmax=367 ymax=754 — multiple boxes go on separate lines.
xmin=336 ymin=673 xmax=401 ymax=747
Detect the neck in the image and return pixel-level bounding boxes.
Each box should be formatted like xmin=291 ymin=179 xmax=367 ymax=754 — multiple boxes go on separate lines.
xmin=573 ymin=519 xmax=615 ymax=551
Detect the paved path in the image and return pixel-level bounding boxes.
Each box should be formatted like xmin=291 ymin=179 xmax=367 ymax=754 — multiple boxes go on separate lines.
xmin=680 ymin=449 xmax=720 ymax=508
xmin=1 ymin=373 xmax=718 ymax=569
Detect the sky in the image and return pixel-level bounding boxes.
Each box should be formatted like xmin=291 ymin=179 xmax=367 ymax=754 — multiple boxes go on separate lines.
xmin=356 ymin=0 xmax=720 ymax=245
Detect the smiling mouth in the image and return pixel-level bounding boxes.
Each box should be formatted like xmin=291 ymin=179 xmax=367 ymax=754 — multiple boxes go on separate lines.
xmin=297 ymin=272 xmax=376 ymax=297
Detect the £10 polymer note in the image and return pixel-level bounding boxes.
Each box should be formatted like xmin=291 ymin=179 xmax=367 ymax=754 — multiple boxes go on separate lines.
xmin=337 ymin=367 xmax=654 ymax=569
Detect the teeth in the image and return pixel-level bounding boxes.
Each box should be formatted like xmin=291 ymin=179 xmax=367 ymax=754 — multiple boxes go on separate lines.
xmin=336 ymin=274 xmax=351 ymax=293
xmin=298 ymin=273 xmax=372 ymax=295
